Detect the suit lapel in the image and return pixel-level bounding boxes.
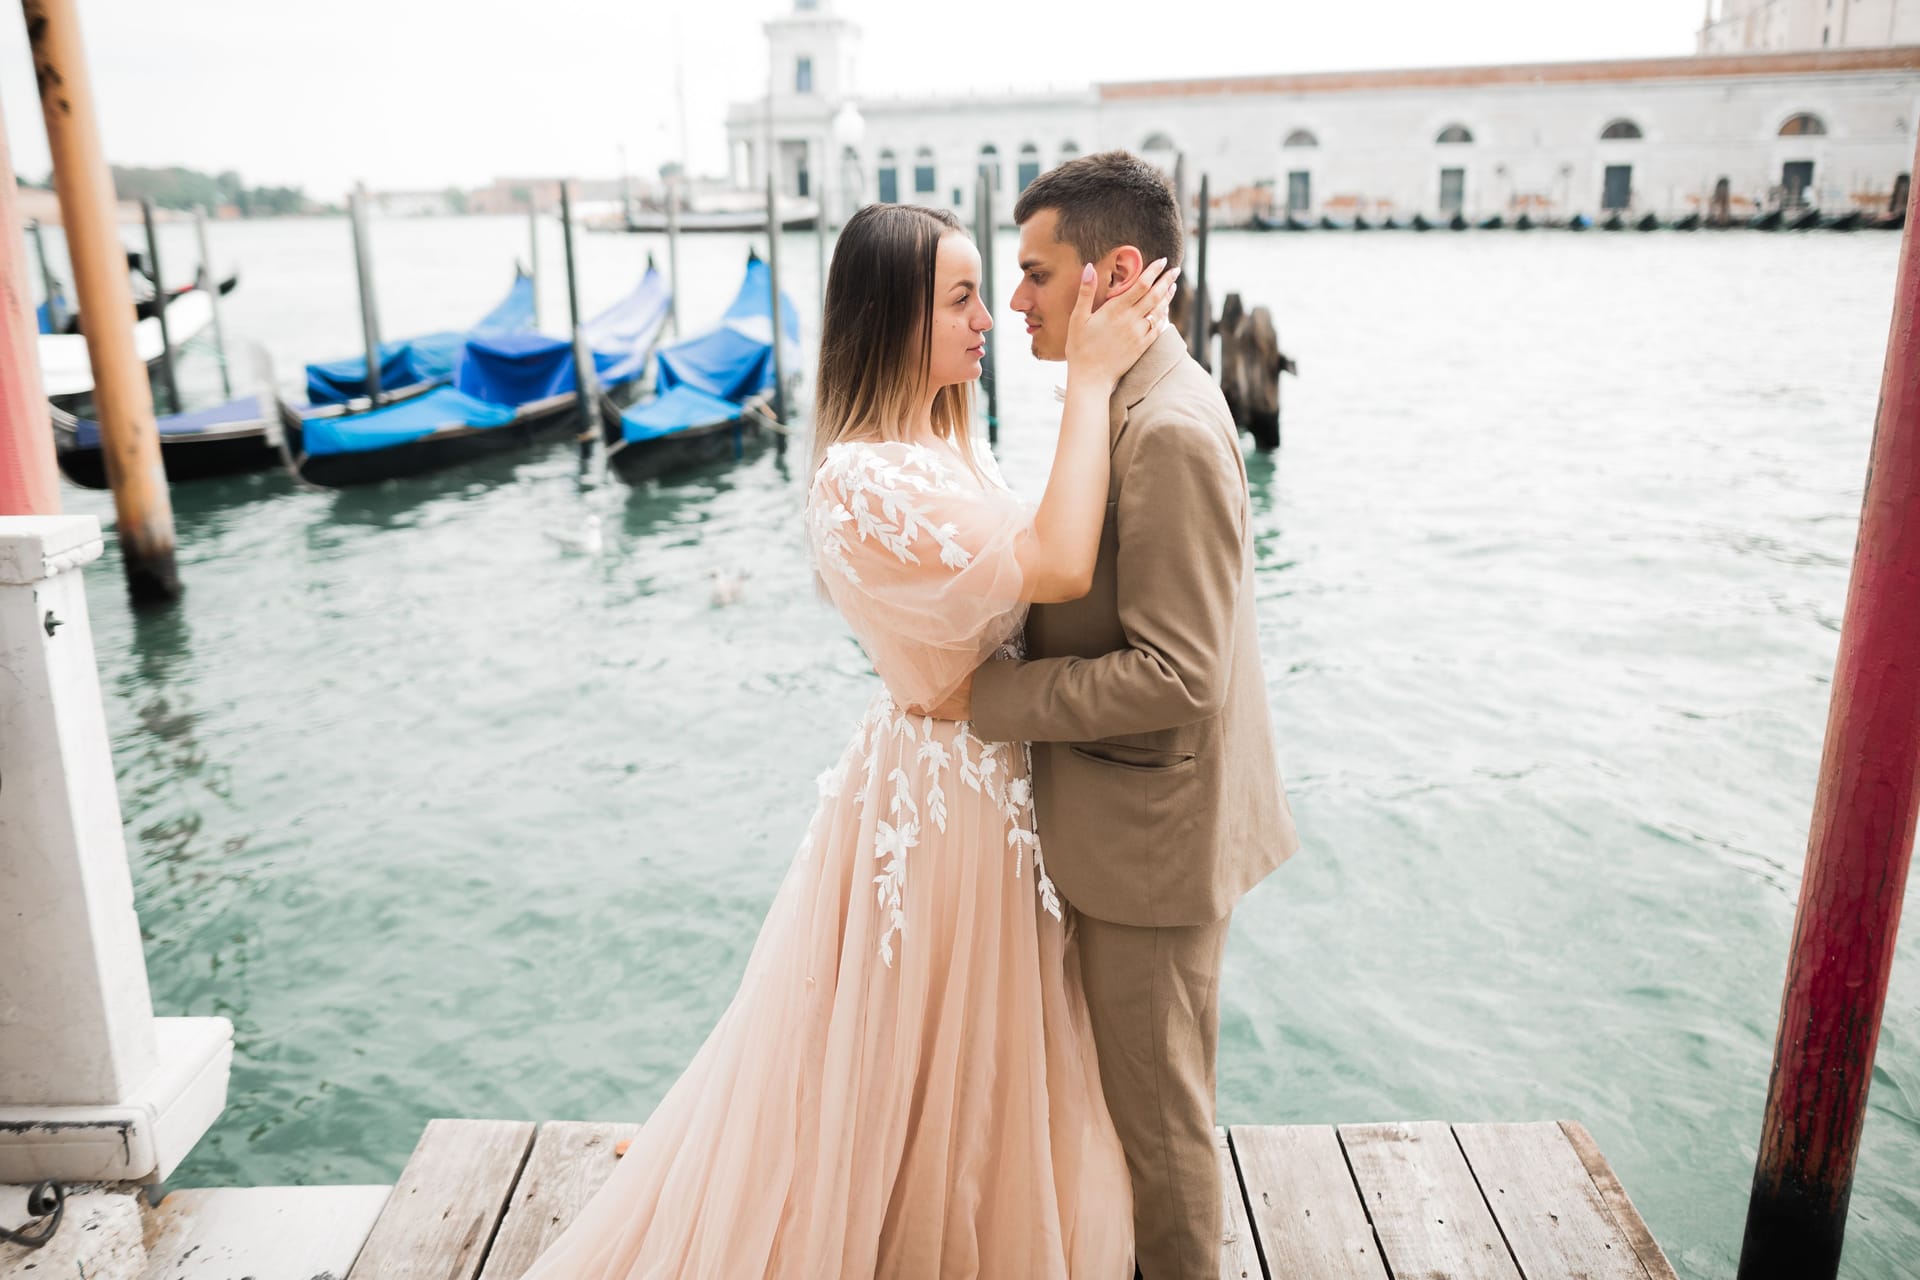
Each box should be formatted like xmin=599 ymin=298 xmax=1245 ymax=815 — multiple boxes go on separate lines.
xmin=1108 ymin=326 xmax=1190 ymax=446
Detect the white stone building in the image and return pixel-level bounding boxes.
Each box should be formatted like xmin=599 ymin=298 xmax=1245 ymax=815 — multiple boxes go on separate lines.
xmin=1699 ymin=0 xmax=1920 ymax=53
xmin=728 ymin=0 xmax=1920 ymax=225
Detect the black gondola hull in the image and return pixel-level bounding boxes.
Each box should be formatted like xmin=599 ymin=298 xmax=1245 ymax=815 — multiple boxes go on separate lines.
xmin=53 ymin=420 xmax=279 ymax=489
xmin=285 ymin=394 xmax=605 ymax=488
xmin=606 ymin=416 xmax=765 ymax=484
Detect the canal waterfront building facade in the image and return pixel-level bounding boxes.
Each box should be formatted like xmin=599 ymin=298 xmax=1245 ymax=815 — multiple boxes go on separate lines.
xmin=728 ymin=0 xmax=1920 ymax=227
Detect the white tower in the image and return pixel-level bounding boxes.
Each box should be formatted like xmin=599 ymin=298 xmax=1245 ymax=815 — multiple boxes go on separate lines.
xmin=748 ymin=0 xmax=862 ymax=220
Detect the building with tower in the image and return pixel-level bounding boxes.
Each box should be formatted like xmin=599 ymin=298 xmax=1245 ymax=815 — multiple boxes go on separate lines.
xmin=727 ymin=1 xmax=1920 ymax=226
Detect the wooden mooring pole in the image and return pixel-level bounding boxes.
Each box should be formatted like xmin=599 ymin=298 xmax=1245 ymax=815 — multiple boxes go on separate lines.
xmin=1191 ymin=172 xmax=1212 ymax=372
xmin=27 ymin=217 xmax=64 ymax=333
xmin=1736 ymin=132 xmax=1920 ymax=1280
xmin=139 ymin=198 xmax=178 ymax=415
xmin=765 ymin=168 xmax=788 ymax=432
xmin=348 ymin=186 xmax=385 ymax=405
xmin=665 ymin=174 xmax=682 ymax=338
xmin=527 ymin=200 xmax=541 ymax=331
xmin=0 ymin=122 xmax=61 ymax=515
xmin=23 ymin=0 xmax=180 ymax=601
xmin=558 ymin=181 xmax=598 ymax=462
xmin=192 ymin=206 xmax=231 ymax=398
xmin=973 ymin=170 xmax=999 ymax=446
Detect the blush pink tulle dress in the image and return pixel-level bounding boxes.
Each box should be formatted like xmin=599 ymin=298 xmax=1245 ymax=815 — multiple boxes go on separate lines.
xmin=517 ymin=439 xmax=1134 ymax=1279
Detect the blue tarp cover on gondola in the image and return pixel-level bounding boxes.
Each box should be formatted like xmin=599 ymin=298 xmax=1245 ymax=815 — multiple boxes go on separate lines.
xmin=621 ymin=386 xmax=748 ymax=442
xmin=302 ymin=268 xmax=671 ymax=458
xmin=70 ymin=394 xmax=265 ymax=449
xmin=300 ymin=386 xmax=516 ymax=458
xmin=454 ymin=269 xmax=670 ymax=406
xmin=304 ymin=272 xmax=536 ymax=405
xmin=653 ymin=257 xmax=800 ymax=403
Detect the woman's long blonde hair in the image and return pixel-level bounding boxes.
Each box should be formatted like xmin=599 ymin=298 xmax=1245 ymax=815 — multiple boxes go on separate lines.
xmin=811 ymin=204 xmax=980 ymax=476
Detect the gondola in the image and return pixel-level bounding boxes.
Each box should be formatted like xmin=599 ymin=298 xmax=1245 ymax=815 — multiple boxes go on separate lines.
xmin=1567 ymin=214 xmax=1592 ymax=231
xmin=1411 ymin=213 xmax=1433 ymax=231
xmin=302 ymin=269 xmax=535 ymax=406
xmin=1672 ymin=212 xmax=1702 ymax=231
xmin=1635 ymin=213 xmax=1662 ymax=232
xmin=39 ymin=288 xmax=217 ymax=413
xmin=1749 ymin=208 xmax=1785 ymax=231
xmin=52 ymin=389 xmax=280 ymax=489
xmin=1824 ymin=209 xmax=1864 ymax=232
xmin=1601 ymin=212 xmax=1627 ymax=231
xmin=282 ymin=267 xmax=671 ymax=488
xmin=605 ymin=253 xmax=798 ymax=484
xmin=1248 ymin=212 xmax=1311 ymax=232
xmin=1515 ymin=213 xmax=1535 ymax=231
xmin=39 ymin=271 xmax=238 ymax=336
xmin=1786 ymin=207 xmax=1823 ymax=231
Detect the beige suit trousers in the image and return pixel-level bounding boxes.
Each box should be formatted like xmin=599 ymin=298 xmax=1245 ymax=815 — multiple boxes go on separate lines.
xmin=1074 ymin=910 xmax=1233 ymax=1280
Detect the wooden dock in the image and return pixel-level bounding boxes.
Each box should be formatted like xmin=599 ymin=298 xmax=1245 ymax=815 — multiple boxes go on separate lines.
xmin=140 ymin=1116 xmax=1676 ymax=1278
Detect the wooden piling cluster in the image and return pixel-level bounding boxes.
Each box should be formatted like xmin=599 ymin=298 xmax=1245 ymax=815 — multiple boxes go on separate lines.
xmin=1183 ymin=165 xmax=1295 ymax=453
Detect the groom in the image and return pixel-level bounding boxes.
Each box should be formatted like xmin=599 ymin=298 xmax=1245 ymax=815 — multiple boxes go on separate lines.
xmin=955 ymin=151 xmax=1299 ymax=1278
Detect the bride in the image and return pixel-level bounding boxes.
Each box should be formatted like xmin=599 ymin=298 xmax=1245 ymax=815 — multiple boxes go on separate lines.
xmin=519 ymin=203 xmax=1178 ymax=1279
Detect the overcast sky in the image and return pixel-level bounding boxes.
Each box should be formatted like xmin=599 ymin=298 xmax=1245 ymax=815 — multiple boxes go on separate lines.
xmin=0 ymin=0 xmax=1696 ymax=200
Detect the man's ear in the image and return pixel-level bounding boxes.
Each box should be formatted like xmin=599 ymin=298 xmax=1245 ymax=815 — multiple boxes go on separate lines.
xmin=1105 ymin=245 xmax=1146 ymax=294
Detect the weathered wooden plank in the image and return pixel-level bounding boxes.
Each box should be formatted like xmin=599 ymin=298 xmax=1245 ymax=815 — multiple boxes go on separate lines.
xmin=1230 ymin=1124 xmax=1386 ymax=1280
xmin=1215 ymin=1126 xmax=1265 ymax=1280
xmin=1559 ymin=1121 xmax=1681 ymax=1280
xmin=1338 ymin=1120 xmax=1520 ymax=1280
xmin=478 ymin=1121 xmax=644 ymax=1280
xmin=1454 ymin=1122 xmax=1649 ymax=1280
xmin=347 ymin=1118 xmax=535 ymax=1280
xmin=140 ymin=1185 xmax=392 ymax=1280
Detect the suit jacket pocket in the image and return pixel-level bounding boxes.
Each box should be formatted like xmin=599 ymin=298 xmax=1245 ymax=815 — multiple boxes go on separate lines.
xmin=1069 ymin=742 xmax=1198 ymax=772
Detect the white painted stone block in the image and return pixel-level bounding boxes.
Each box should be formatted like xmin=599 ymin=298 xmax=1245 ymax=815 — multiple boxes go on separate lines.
xmin=0 ymin=517 xmax=231 ymax=1185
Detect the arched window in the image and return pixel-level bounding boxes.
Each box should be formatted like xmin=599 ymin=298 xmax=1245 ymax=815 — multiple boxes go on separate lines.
xmin=1059 ymin=140 xmax=1080 ymax=164
xmin=1436 ymin=124 xmax=1474 ymax=144
xmin=914 ymin=146 xmax=936 ymax=195
xmin=1141 ymin=132 xmax=1176 ymax=152
xmin=979 ymin=143 xmax=1001 ymax=191
xmin=1779 ymin=112 xmax=1828 ymax=136
xmin=1600 ymin=119 xmax=1644 ymax=140
xmin=1017 ymin=142 xmax=1041 ymax=192
xmin=1284 ymin=129 xmax=1319 ymax=148
xmin=876 ymin=148 xmax=897 ymax=205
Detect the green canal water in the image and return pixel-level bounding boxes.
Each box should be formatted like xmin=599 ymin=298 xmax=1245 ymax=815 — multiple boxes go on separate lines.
xmin=39 ymin=215 xmax=1920 ymax=1277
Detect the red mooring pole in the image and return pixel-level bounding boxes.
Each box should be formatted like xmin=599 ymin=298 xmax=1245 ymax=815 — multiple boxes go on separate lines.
xmin=0 ymin=104 xmax=61 ymax=516
xmin=1736 ymin=144 xmax=1920 ymax=1277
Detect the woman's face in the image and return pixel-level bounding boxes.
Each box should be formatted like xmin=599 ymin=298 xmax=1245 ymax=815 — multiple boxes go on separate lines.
xmin=926 ymin=231 xmax=994 ymax=390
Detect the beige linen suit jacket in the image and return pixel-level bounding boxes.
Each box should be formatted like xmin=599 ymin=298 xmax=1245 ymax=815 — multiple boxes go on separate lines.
xmin=971 ymin=326 xmax=1299 ymax=927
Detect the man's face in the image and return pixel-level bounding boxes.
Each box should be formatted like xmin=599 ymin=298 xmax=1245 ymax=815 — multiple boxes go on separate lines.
xmin=1010 ymin=208 xmax=1101 ymax=363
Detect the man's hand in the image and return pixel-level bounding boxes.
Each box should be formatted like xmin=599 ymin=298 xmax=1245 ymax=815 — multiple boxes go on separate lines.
xmin=908 ymin=671 xmax=973 ymax=721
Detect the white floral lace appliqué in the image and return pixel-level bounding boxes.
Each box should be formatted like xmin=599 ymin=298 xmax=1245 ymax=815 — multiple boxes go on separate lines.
xmin=801 ymin=443 xmax=1058 ymax=964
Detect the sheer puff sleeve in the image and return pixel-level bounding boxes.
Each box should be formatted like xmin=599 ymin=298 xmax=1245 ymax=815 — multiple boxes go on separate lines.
xmin=807 ymin=440 xmax=1032 ymax=711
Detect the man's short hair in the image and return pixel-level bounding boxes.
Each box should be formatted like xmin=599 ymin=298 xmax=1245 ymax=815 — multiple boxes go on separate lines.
xmin=1012 ymin=150 xmax=1184 ymax=271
